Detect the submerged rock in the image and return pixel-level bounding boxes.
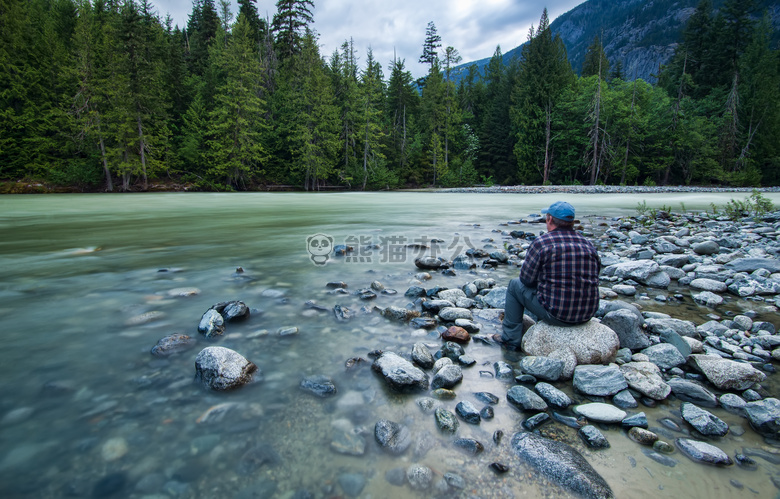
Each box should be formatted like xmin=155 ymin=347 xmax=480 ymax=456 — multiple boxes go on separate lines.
xmin=299 ymin=375 xmax=337 ymax=397
xmin=374 ymin=419 xmax=411 ymax=455
xmin=150 ymin=333 xmax=195 ymax=357
xmin=676 ymin=438 xmax=733 ymax=466
xmin=511 ymin=432 xmax=614 ymax=498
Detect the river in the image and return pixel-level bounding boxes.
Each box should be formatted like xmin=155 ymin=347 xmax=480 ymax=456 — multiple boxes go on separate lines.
xmin=1 ymin=191 xmax=779 ymax=498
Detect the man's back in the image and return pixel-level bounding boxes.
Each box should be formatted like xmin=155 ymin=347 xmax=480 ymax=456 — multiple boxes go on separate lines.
xmin=520 ymin=228 xmax=601 ymax=324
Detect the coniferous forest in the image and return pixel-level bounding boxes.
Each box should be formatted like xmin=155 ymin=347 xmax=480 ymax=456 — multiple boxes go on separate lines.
xmin=1 ymin=0 xmax=779 ymax=191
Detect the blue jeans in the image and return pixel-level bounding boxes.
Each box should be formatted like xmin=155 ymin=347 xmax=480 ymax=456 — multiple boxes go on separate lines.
xmin=501 ymin=278 xmax=569 ymax=348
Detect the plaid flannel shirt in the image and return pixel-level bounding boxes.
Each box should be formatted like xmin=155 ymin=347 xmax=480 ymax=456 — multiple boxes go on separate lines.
xmin=519 ymin=228 xmax=601 ymax=324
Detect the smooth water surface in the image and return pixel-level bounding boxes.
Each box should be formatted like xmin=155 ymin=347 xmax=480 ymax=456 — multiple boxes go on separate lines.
xmin=1 ymin=192 xmax=780 ymax=498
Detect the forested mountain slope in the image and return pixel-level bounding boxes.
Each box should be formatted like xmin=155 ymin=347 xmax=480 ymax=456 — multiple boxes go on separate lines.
xmin=455 ymin=0 xmax=779 ymax=82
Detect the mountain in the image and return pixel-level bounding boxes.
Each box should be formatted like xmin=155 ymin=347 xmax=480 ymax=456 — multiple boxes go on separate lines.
xmin=452 ymin=0 xmax=780 ymax=83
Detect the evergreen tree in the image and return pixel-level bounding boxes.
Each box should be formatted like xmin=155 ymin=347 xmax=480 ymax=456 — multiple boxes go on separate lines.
xmin=357 ymin=48 xmax=389 ymax=189
xmin=271 ymin=0 xmax=314 ymax=60
xmin=419 ymin=21 xmax=441 ymax=70
xmin=420 ymin=62 xmax=447 ymax=185
xmin=206 ymin=14 xmax=268 ymax=189
xmin=237 ymin=0 xmax=264 ymax=41
xmin=513 ymin=9 xmax=574 ymax=184
xmin=385 ymin=56 xmax=418 ymax=181
xmin=278 ymin=30 xmax=339 ymax=190
xmin=478 ymin=47 xmax=515 ymax=184
xmin=581 ymin=34 xmax=609 ymax=78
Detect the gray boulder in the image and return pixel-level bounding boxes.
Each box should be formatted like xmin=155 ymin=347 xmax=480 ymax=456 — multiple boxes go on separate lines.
xmin=604 ymin=260 xmax=670 ymax=288
xmin=198 ymin=309 xmax=225 ymax=338
xmin=680 ymin=402 xmax=729 ymax=437
xmin=573 ymin=403 xmax=627 ymax=424
xmin=726 ymin=258 xmax=780 ymax=273
xmin=431 ymin=364 xmax=463 ymax=390
xmin=692 ymin=241 xmax=720 ymax=255
xmin=644 ymin=317 xmax=697 ymax=338
xmin=689 ymin=355 xmax=766 ymax=391
xmin=601 ymin=309 xmax=649 ymax=350
xmin=640 ymin=343 xmax=686 ymax=370
xmin=522 ymin=319 xmax=619 ymax=379
xmin=411 ymin=342 xmax=435 ymax=369
xmin=507 ymin=386 xmax=548 ymax=412
xmin=573 ymin=365 xmax=627 ymax=397
xmin=676 ymin=438 xmax=733 ymax=466
xmin=619 ymin=362 xmax=671 ymax=400
xmin=744 ymin=398 xmax=780 ymax=436
xmin=534 ymin=382 xmax=573 ymax=409
xmin=690 ymin=278 xmax=727 ymax=293
xmin=194 ymin=346 xmax=258 ymax=391
xmin=519 ymin=356 xmax=564 ymax=382
xmin=511 ymin=432 xmax=614 ymax=498
xmin=667 ymin=378 xmax=718 ymax=407
xmin=481 ymin=286 xmax=507 ymax=308
xmin=371 ymin=352 xmax=429 ymax=392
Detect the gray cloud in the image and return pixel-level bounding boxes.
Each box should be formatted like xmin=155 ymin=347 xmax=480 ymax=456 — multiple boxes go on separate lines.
xmin=153 ymin=0 xmax=583 ymax=78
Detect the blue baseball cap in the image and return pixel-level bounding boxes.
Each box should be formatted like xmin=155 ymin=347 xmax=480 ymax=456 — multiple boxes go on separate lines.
xmin=541 ymin=201 xmax=575 ymax=222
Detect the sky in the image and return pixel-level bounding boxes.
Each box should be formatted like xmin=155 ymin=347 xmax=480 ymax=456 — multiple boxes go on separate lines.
xmin=154 ymin=0 xmax=584 ymax=78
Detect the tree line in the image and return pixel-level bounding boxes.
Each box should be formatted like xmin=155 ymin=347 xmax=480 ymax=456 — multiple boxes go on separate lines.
xmin=1 ymin=0 xmax=778 ymax=191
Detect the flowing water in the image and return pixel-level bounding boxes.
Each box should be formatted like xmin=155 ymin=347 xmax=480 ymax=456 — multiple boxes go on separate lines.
xmin=1 ymin=191 xmax=780 ymax=498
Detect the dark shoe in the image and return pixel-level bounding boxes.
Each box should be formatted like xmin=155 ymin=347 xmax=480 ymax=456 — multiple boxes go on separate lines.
xmin=492 ymin=334 xmax=521 ymax=351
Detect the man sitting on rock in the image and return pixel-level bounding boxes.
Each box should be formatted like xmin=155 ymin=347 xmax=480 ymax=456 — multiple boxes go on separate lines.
xmin=494 ymin=201 xmax=601 ymax=351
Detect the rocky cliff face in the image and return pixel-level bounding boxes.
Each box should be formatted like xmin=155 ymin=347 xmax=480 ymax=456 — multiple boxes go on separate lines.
xmin=454 ymin=0 xmax=779 ymax=83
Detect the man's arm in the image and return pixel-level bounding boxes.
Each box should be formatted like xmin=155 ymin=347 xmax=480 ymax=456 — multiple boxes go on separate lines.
xmin=519 ymin=241 xmax=542 ymax=287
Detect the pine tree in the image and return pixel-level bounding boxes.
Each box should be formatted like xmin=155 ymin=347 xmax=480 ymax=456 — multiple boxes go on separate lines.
xmin=206 ymin=14 xmax=268 ymax=189
xmin=512 ymin=9 xmax=574 ymax=184
xmin=385 ymin=56 xmax=418 ymax=179
xmin=358 ymin=47 xmax=387 ymax=189
xmin=271 ymin=0 xmax=314 ymax=60
xmin=581 ymin=35 xmax=609 ymax=78
xmin=419 ymin=21 xmax=442 ymax=70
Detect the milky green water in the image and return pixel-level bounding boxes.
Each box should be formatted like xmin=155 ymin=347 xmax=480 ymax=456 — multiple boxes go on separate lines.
xmin=1 ymin=192 xmax=779 ymax=498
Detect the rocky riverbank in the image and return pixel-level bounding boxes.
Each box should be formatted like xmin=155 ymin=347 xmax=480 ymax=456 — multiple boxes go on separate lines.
xmin=436 ymin=185 xmax=780 ymax=194
xmin=133 ymin=205 xmax=780 ymax=498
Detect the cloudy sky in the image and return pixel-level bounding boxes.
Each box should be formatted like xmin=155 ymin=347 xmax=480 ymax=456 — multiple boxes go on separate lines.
xmin=154 ymin=0 xmax=584 ymax=78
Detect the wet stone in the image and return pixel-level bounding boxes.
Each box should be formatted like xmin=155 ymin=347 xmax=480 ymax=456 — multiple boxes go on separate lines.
xmin=374 ymin=419 xmax=411 ymax=455
xmin=338 ymin=473 xmax=366 ymax=497
xmin=299 ymin=375 xmax=337 ymax=397
xmin=629 ymin=427 xmax=659 ymax=445
xmin=494 ymin=361 xmax=514 ymax=380
xmin=667 ymin=378 xmax=718 ymax=408
xmin=534 ymin=382 xmax=573 ymax=409
xmin=613 ymin=389 xmax=638 ymax=409
xmin=150 ymin=334 xmax=195 ymax=357
xmin=411 ymin=342 xmax=435 ymax=369
xmin=198 ymin=309 xmax=225 ymax=338
xmin=453 ymin=437 xmax=484 ymax=456
xmin=574 ymin=403 xmax=627 ymax=423
xmin=680 ymin=402 xmax=729 ymax=437
xmin=641 ymin=448 xmax=678 ymax=467
xmin=431 ymin=364 xmax=463 ymax=390
xmin=579 ymin=425 xmax=610 ymax=449
xmin=621 ymin=412 xmax=648 ymax=429
xmin=406 ymin=465 xmax=433 ymax=491
xmin=573 ymin=365 xmax=628 ymax=397
xmin=653 ymin=440 xmax=674 ymax=454
xmin=480 ymin=406 xmax=495 ymax=419
xmin=455 ymin=400 xmax=481 ymax=424
xmin=519 ymin=356 xmax=564 ymax=382
xmin=735 ymin=453 xmax=758 ymax=470
xmin=435 ymin=408 xmax=459 ymax=434
xmin=507 ymin=385 xmax=548 ymax=412
xmin=523 ymin=412 xmax=551 ymax=431
xmin=474 ymin=391 xmax=499 ymax=405
xmin=676 ymin=438 xmax=733 ymax=466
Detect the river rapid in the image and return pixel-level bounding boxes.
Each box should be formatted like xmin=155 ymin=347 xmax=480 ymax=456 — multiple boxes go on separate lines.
xmin=1 ymin=191 xmax=780 ymax=498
